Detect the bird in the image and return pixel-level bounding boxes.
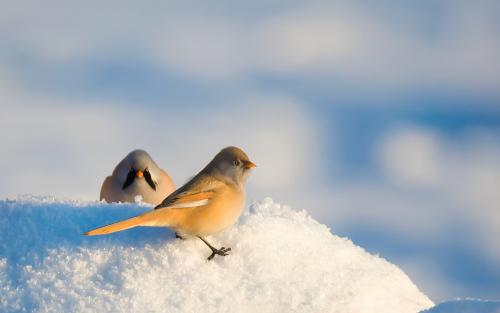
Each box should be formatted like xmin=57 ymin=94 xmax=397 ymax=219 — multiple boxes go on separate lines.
xmin=86 ymin=146 xmax=256 ymax=260
xmin=100 ymin=149 xmax=176 ymax=205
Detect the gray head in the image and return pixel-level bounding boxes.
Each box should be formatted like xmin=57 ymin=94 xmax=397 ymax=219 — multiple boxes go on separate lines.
xmin=206 ymin=146 xmax=256 ymax=186
xmin=113 ymin=149 xmax=161 ymax=191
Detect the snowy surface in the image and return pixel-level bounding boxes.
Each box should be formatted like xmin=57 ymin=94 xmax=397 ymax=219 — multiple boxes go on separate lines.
xmin=0 ymin=196 xmax=434 ymax=313
xmin=422 ymin=299 xmax=500 ymax=313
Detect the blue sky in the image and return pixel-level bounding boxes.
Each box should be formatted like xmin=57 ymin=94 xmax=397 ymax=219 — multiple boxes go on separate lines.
xmin=1 ymin=0 xmax=500 ymax=302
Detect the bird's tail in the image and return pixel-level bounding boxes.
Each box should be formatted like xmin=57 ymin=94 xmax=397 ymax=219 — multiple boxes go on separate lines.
xmin=84 ymin=208 xmax=171 ymax=236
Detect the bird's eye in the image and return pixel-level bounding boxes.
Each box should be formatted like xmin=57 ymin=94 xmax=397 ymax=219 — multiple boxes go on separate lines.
xmin=233 ymin=159 xmax=241 ymax=166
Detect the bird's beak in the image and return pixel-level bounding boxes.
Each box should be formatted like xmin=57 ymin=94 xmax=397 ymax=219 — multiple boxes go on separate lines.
xmin=243 ymin=160 xmax=257 ymax=169
xmin=136 ymin=170 xmax=144 ymax=178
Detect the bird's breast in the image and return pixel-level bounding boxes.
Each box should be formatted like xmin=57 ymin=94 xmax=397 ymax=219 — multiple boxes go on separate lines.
xmin=175 ymin=186 xmax=245 ymax=236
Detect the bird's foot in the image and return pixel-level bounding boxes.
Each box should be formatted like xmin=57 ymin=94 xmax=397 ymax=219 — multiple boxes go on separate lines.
xmin=207 ymin=247 xmax=231 ymax=261
xmin=197 ymin=236 xmax=231 ymax=260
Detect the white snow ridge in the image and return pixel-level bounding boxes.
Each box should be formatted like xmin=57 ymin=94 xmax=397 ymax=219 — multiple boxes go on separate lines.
xmin=0 ymin=196 xmax=434 ymax=313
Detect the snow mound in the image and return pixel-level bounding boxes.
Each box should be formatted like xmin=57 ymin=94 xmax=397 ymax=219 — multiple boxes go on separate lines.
xmin=422 ymin=299 xmax=500 ymax=313
xmin=0 ymin=196 xmax=433 ymax=313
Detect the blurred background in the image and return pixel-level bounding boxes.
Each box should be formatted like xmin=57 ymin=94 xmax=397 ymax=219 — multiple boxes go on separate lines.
xmin=1 ymin=0 xmax=499 ymax=302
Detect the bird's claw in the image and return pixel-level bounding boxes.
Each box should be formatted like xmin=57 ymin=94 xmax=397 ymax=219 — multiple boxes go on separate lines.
xmin=220 ymin=247 xmax=231 ymax=254
xmin=207 ymin=247 xmax=232 ymax=260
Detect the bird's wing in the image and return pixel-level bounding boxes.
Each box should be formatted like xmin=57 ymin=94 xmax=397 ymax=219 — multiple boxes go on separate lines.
xmin=160 ymin=190 xmax=216 ymax=209
xmin=99 ymin=176 xmax=114 ymax=202
xmin=155 ymin=175 xmax=221 ymax=210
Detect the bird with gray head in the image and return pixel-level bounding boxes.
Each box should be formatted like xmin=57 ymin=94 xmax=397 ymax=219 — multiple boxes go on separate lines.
xmin=88 ymin=146 xmax=256 ymax=260
xmin=100 ymin=149 xmax=176 ymax=205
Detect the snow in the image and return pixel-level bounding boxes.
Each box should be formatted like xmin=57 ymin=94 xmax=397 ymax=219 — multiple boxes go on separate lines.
xmin=422 ymin=299 xmax=500 ymax=313
xmin=0 ymin=196 xmax=434 ymax=312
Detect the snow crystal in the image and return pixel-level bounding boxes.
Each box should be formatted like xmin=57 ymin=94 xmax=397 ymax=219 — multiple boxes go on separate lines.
xmin=0 ymin=196 xmax=434 ymax=313
xmin=133 ymin=195 xmax=143 ymax=203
